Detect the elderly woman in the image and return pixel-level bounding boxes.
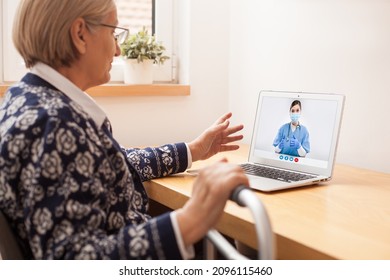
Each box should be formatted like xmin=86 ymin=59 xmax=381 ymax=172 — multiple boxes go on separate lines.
xmin=0 ymin=0 xmax=248 ymax=259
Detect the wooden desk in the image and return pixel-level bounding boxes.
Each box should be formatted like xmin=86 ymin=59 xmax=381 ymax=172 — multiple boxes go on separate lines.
xmin=144 ymin=145 xmax=390 ymax=260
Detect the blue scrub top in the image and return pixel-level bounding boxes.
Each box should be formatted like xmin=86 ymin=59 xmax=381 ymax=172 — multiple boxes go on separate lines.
xmin=273 ymin=123 xmax=310 ymax=157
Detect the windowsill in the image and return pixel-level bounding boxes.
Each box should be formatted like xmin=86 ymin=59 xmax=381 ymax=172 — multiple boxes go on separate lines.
xmin=0 ymin=83 xmax=190 ymax=97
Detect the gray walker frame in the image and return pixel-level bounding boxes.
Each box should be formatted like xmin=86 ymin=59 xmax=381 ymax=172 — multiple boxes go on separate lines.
xmin=204 ymin=186 xmax=276 ymax=260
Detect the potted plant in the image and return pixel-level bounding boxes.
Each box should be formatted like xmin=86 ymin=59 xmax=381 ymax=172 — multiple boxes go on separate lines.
xmin=120 ymin=27 xmax=170 ymax=84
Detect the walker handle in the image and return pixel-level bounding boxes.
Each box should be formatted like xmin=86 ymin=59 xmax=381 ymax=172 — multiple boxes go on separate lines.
xmin=229 ymin=185 xmax=276 ymax=260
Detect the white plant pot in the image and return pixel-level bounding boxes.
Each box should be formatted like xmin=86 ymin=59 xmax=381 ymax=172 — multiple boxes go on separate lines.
xmin=123 ymin=59 xmax=154 ymax=84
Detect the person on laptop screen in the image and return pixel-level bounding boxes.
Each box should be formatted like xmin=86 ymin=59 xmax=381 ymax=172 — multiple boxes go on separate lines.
xmin=273 ymin=100 xmax=310 ymax=157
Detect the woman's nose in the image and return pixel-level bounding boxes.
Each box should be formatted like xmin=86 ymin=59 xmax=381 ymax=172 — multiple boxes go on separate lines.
xmin=114 ymin=43 xmax=121 ymax=57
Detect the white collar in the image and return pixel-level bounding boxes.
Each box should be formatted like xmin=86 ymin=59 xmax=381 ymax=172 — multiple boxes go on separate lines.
xmin=290 ymin=123 xmax=300 ymax=132
xmin=31 ymin=62 xmax=107 ymax=127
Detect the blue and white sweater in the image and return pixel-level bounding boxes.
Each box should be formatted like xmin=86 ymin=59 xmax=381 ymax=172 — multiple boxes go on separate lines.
xmin=0 ymin=73 xmax=189 ymax=259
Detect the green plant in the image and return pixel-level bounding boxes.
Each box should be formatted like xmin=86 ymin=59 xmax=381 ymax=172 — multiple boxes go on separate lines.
xmin=120 ymin=26 xmax=170 ymax=64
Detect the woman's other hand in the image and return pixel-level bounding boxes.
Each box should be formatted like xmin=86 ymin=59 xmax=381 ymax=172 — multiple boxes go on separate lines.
xmin=188 ymin=112 xmax=244 ymax=162
xmin=175 ymin=159 xmax=249 ymax=247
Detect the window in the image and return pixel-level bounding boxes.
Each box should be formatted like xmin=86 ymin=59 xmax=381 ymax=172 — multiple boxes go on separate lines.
xmin=1 ymin=0 xmax=25 ymax=82
xmin=111 ymin=0 xmax=174 ymax=82
xmin=0 ymin=0 xmax=175 ymax=83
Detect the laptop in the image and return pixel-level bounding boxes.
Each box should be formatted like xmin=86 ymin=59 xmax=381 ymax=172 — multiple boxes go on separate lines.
xmin=241 ymin=90 xmax=345 ymax=192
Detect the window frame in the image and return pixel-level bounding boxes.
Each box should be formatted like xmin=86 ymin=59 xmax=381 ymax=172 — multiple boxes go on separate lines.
xmin=1 ymin=0 xmax=26 ymax=83
xmin=0 ymin=0 xmax=176 ymax=84
xmin=0 ymin=0 xmax=3 ymax=84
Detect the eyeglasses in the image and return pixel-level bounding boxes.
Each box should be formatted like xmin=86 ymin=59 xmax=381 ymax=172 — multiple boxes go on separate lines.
xmin=99 ymin=23 xmax=129 ymax=45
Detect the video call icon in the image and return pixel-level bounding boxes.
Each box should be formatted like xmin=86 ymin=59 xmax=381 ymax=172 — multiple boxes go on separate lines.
xmin=279 ymin=155 xmax=299 ymax=163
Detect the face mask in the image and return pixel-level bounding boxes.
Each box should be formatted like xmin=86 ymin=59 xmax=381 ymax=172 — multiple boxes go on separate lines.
xmin=290 ymin=113 xmax=300 ymax=123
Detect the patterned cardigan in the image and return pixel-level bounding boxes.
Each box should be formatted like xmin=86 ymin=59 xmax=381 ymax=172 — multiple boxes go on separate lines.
xmin=0 ymin=73 xmax=189 ymax=259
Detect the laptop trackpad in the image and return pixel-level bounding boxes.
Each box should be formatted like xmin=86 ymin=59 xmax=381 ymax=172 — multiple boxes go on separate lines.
xmin=247 ymin=175 xmax=292 ymax=191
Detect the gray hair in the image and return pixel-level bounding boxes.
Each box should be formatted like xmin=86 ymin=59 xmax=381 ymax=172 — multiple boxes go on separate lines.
xmin=13 ymin=0 xmax=116 ymax=68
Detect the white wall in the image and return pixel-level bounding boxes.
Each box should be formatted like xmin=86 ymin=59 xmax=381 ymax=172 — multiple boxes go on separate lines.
xmin=0 ymin=0 xmax=3 ymax=83
xmin=229 ymin=0 xmax=390 ymax=173
xmin=95 ymin=0 xmax=231 ymax=148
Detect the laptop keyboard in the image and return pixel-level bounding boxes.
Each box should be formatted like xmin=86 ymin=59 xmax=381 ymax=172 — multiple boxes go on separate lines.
xmin=240 ymin=163 xmax=316 ymax=183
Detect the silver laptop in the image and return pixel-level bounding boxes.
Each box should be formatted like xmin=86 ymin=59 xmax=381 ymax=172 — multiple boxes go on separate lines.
xmin=241 ymin=90 xmax=345 ymax=192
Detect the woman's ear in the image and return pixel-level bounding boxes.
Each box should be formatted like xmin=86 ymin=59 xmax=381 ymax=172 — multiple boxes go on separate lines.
xmin=70 ymin=18 xmax=88 ymax=54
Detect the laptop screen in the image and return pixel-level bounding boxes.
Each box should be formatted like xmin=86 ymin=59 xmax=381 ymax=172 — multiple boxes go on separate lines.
xmin=249 ymin=91 xmax=345 ymax=176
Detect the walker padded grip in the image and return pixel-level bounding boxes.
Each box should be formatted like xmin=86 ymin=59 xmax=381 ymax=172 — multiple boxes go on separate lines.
xmin=230 ymin=185 xmax=248 ymax=206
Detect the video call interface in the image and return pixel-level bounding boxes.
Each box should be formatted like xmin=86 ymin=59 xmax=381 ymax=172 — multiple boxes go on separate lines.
xmin=252 ymin=95 xmax=339 ymax=169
